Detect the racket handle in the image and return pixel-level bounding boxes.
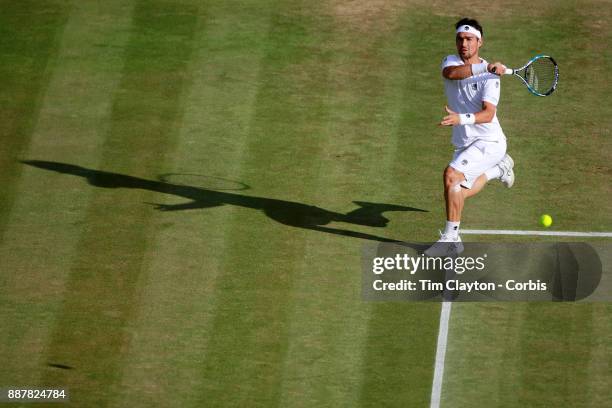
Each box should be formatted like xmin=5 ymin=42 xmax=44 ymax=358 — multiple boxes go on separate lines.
xmin=491 ymin=66 xmax=514 ymax=75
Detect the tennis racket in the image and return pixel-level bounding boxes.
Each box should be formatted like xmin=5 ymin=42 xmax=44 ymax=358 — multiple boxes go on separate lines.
xmin=494 ymin=55 xmax=559 ymax=97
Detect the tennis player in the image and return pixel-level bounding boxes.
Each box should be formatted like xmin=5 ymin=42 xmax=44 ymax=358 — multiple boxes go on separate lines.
xmin=425 ymin=18 xmax=515 ymax=257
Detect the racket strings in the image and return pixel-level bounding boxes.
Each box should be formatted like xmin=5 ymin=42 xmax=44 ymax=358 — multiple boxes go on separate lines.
xmin=524 ymin=58 xmax=557 ymax=94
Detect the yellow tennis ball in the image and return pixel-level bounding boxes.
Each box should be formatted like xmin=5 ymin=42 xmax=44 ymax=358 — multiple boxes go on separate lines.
xmin=540 ymin=214 xmax=553 ymax=228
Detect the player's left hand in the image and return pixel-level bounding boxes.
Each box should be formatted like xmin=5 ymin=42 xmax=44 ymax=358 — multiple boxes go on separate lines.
xmin=440 ymin=106 xmax=460 ymax=126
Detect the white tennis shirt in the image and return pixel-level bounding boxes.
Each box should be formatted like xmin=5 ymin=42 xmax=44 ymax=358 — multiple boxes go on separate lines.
xmin=441 ymin=54 xmax=505 ymax=148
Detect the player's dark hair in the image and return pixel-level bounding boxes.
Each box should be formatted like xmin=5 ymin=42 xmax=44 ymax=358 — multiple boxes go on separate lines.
xmin=455 ymin=18 xmax=483 ymax=37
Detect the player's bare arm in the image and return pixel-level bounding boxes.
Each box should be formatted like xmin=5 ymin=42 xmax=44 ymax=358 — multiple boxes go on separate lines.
xmin=442 ymin=62 xmax=507 ymax=80
xmin=439 ymin=102 xmax=496 ymax=126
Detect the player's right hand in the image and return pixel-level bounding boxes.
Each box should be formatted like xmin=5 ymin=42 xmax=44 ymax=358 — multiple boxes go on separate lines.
xmin=488 ymin=62 xmax=507 ymax=76
xmin=440 ymin=105 xmax=460 ymax=126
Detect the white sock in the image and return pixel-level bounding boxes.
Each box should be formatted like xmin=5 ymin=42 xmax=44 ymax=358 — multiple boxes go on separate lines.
xmin=485 ymin=165 xmax=502 ymax=181
xmin=444 ymin=221 xmax=460 ymax=237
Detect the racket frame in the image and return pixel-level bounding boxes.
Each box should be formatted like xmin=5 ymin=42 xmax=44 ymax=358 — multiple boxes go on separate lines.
xmin=508 ymin=54 xmax=559 ymax=97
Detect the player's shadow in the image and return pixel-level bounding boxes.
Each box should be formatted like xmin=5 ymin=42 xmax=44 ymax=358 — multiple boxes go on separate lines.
xmin=23 ymin=160 xmax=427 ymax=243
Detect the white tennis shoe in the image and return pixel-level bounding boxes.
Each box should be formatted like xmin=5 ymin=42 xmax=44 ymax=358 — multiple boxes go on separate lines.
xmin=498 ymin=154 xmax=515 ymax=188
xmin=424 ymin=232 xmax=464 ymax=257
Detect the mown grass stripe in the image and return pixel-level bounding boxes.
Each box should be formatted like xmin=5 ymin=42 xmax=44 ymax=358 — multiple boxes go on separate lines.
xmin=358 ymin=302 xmax=441 ymax=407
xmin=0 ymin=0 xmax=70 ymax=243
xmin=586 ymin=303 xmax=612 ymax=407
xmin=41 ymin=2 xmax=199 ymax=406
xmin=356 ymin=9 xmax=444 ymax=407
xmin=517 ymin=304 xmax=594 ymax=407
xmin=0 ymin=1 xmax=135 ymax=391
xmin=110 ymin=3 xmax=277 ymax=407
xmin=195 ymin=4 xmax=336 ymax=406
xmin=277 ymin=6 xmax=436 ymax=406
xmin=439 ymin=304 xmax=531 ymax=407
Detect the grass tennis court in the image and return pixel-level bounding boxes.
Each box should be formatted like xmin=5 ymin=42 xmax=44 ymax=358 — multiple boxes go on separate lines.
xmin=0 ymin=0 xmax=610 ymax=406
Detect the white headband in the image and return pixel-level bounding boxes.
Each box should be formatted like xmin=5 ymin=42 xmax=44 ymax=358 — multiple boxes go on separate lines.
xmin=456 ymin=24 xmax=481 ymax=39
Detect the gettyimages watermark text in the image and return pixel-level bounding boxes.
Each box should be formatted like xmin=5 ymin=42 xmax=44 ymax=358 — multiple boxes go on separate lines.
xmin=362 ymin=242 xmax=608 ymax=302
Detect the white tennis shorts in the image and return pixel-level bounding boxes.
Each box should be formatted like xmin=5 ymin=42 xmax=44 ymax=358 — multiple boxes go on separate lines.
xmin=449 ymin=137 xmax=507 ymax=189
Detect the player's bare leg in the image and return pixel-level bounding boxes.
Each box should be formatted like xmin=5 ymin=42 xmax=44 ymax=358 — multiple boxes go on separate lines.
xmin=425 ymin=166 xmax=466 ymax=256
xmin=425 ymin=169 xmax=489 ymax=257
xmin=444 ymin=166 xmax=467 ymax=221
xmin=462 ymin=173 xmax=488 ymax=198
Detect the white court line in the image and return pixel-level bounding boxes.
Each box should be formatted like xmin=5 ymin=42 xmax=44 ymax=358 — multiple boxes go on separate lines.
xmin=430 ymin=301 xmax=452 ymax=408
xmin=429 ymin=227 xmax=611 ymax=407
xmin=462 ymin=229 xmax=612 ymax=237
